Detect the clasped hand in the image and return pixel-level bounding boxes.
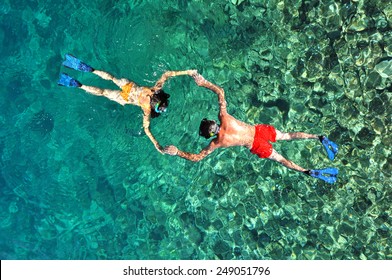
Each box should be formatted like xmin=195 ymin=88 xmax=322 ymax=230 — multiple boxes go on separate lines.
xmin=163 ymin=145 xmax=178 ymax=156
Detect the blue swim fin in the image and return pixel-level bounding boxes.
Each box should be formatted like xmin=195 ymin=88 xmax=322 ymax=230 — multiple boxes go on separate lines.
xmin=58 ymin=73 xmax=81 ymax=87
xmin=319 ymin=136 xmax=338 ymax=161
xmin=62 ymin=54 xmax=94 ymax=72
xmin=305 ymin=168 xmax=338 ymax=184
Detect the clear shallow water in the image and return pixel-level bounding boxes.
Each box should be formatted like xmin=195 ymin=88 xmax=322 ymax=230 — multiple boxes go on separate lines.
xmin=0 ymin=0 xmax=391 ymax=259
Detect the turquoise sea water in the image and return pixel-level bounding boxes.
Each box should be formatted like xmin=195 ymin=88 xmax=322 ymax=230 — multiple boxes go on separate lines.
xmin=0 ymin=0 xmax=391 ymax=259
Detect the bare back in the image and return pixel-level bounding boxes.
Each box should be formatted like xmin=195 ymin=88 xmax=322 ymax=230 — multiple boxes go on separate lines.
xmin=215 ymin=113 xmax=255 ymax=149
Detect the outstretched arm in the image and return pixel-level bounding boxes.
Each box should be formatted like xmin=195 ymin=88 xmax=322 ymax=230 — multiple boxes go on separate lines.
xmin=142 ymin=112 xmax=163 ymax=154
xmin=152 ymin=70 xmax=198 ymax=91
xmin=193 ymin=73 xmax=227 ymax=114
xmin=163 ymin=142 xmax=217 ymax=162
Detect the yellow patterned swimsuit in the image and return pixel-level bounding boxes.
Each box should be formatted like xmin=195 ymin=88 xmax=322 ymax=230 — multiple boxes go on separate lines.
xmin=119 ymin=82 xmax=150 ymax=111
xmin=120 ymin=82 xmax=135 ymax=103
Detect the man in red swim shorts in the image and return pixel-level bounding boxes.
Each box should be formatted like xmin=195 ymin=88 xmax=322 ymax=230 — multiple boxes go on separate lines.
xmin=250 ymin=124 xmax=277 ymax=159
xmin=164 ymin=74 xmax=339 ymax=184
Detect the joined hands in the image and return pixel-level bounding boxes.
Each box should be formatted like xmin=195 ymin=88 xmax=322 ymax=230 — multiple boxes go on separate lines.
xmin=163 ymin=145 xmax=178 ymax=156
xmin=160 ymin=70 xmax=205 ymax=157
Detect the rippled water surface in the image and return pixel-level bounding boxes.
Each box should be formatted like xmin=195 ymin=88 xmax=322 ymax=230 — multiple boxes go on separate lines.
xmin=0 ymin=0 xmax=391 ymax=259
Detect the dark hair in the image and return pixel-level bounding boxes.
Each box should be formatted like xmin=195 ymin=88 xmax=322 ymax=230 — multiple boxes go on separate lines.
xmin=150 ymin=89 xmax=170 ymax=118
xmin=199 ymin=118 xmax=215 ymax=139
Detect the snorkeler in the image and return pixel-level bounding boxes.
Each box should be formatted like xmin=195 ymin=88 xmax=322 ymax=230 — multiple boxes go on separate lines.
xmin=58 ymin=54 xmax=197 ymax=153
xmin=164 ymin=73 xmax=339 ymax=184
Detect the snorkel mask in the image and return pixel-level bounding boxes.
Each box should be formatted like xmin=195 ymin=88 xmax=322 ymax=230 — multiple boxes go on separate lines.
xmin=154 ymin=102 xmax=167 ymax=113
xmin=199 ymin=118 xmax=220 ymax=139
xmin=209 ymin=122 xmax=220 ymax=137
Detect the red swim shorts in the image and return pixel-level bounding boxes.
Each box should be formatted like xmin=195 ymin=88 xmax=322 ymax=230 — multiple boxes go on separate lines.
xmin=250 ymin=124 xmax=277 ymax=158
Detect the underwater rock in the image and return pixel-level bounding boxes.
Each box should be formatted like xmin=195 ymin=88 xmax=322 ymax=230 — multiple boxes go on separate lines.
xmin=318 ymin=226 xmax=335 ymax=249
xmin=341 ymin=99 xmax=359 ymax=120
xmin=383 ymin=31 xmax=392 ymax=56
xmin=245 ymin=49 xmax=263 ymax=72
xmin=235 ymin=203 xmax=246 ymax=217
xmin=303 ymin=48 xmax=325 ymax=82
xmin=149 ymin=225 xmax=167 ymax=241
xmin=374 ymin=14 xmax=388 ymax=30
xmin=328 ymin=65 xmax=345 ymax=86
xmin=352 ymin=32 xmax=383 ymax=67
xmin=233 ymin=246 xmax=242 ymax=257
xmin=244 ymin=216 xmax=257 ymax=230
xmin=376 ymin=223 xmax=390 ymax=238
xmin=339 ymin=1 xmax=357 ymax=23
xmin=385 ymin=3 xmax=392 ymax=20
xmin=353 ymin=196 xmax=372 ymax=215
xmin=259 ymin=48 xmax=273 ymax=61
xmin=356 ymin=127 xmax=376 ymax=147
xmin=346 ymin=13 xmax=370 ymax=32
xmin=195 ymin=212 xmax=210 ymax=229
xmin=371 ymin=117 xmax=385 ymax=134
xmin=381 ymin=157 xmax=391 ymax=175
xmin=232 ymin=230 xmax=244 ymax=246
xmin=212 ymin=219 xmax=224 ymax=230
xmin=374 ymin=60 xmax=392 ymax=78
xmin=369 ymin=97 xmax=386 ymax=115
xmin=296 ymin=232 xmax=308 ymax=248
xmin=213 ymin=240 xmax=231 ymax=255
xmin=343 ymin=70 xmax=361 ymax=97
xmin=231 ymin=0 xmax=245 ymax=6
xmin=316 ymin=2 xmax=342 ymax=33
xmin=187 ymin=224 xmax=203 ymax=244
xmin=213 ymin=160 xmax=233 ymax=176
xmin=257 ymin=232 xmax=271 ymax=248
xmin=365 ymin=71 xmax=382 ymax=89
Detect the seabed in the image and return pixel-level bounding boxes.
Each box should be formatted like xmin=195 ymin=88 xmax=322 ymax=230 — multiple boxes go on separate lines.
xmin=0 ymin=0 xmax=390 ymax=259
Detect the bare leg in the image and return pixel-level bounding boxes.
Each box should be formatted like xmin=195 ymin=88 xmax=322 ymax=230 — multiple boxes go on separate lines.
xmin=275 ymin=129 xmax=319 ymax=141
xmin=92 ymin=70 xmax=130 ymax=88
xmin=80 ymin=85 xmax=105 ymax=96
xmin=268 ymin=149 xmax=340 ymax=183
xmin=80 ymin=85 xmax=124 ymax=105
xmin=268 ymin=149 xmax=308 ymax=173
